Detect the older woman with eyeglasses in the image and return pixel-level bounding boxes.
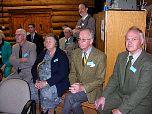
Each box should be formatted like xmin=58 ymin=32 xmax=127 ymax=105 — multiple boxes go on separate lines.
xmin=31 ymin=33 xmax=70 ymax=114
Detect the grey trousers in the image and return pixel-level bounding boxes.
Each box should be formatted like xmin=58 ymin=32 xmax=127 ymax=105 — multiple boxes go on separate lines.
xmin=62 ymin=91 xmax=88 ymax=114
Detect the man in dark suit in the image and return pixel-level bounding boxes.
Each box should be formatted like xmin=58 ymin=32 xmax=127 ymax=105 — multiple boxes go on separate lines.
xmin=26 ymin=24 xmax=44 ymax=56
xmin=95 ymin=26 xmax=152 ymax=114
xmin=62 ymin=28 xmax=106 ymax=114
xmin=73 ymin=3 xmax=95 ymax=38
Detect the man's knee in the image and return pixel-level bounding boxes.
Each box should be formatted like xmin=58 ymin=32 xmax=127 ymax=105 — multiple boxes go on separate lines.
xmin=97 ymin=109 xmax=112 ymax=114
xmin=64 ymin=93 xmax=75 ymax=104
xmin=72 ymin=102 xmax=81 ymax=109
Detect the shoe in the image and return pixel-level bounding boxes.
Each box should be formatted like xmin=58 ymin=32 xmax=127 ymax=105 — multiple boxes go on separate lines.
xmin=41 ymin=111 xmax=44 ymax=114
xmin=41 ymin=110 xmax=48 ymax=114
xmin=45 ymin=110 xmax=48 ymax=114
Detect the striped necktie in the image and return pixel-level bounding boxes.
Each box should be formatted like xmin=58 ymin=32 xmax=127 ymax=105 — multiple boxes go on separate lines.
xmin=82 ymin=52 xmax=87 ymax=66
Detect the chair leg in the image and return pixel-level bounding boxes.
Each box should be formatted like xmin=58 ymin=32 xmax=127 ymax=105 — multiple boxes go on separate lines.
xmin=31 ymin=100 xmax=36 ymax=114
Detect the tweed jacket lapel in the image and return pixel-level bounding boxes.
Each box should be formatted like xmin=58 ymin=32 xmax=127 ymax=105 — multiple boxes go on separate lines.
xmin=60 ymin=38 xmax=66 ymax=49
xmin=130 ymin=50 xmax=145 ymax=80
xmin=132 ymin=50 xmax=144 ymax=68
xmin=76 ymin=49 xmax=84 ymax=78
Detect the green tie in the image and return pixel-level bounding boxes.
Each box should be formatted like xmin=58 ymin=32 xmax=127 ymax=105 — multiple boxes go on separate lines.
xmin=123 ymin=56 xmax=133 ymax=92
xmin=82 ymin=52 xmax=87 ymax=66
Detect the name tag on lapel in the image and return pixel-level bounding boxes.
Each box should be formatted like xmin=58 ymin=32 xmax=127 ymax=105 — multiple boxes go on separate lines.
xmin=66 ymin=42 xmax=71 ymax=45
xmin=23 ymin=53 xmax=29 ymax=57
xmin=87 ymin=61 xmax=95 ymax=67
xmin=130 ymin=66 xmax=136 ymax=73
xmin=53 ymin=58 xmax=58 ymax=62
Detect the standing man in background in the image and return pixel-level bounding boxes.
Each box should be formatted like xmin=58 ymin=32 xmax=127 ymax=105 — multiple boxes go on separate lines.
xmin=95 ymin=26 xmax=152 ymax=114
xmin=27 ymin=24 xmax=44 ymax=56
xmin=9 ymin=28 xmax=36 ymax=83
xmin=62 ymin=28 xmax=106 ymax=114
xmin=73 ymin=3 xmax=95 ymax=39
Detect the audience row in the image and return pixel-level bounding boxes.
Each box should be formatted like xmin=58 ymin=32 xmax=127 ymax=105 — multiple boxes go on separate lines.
xmin=0 ymin=3 xmax=152 ymax=114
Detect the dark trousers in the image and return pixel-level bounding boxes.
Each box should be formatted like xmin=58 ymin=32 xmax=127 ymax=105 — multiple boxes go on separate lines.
xmin=62 ymin=91 xmax=88 ymax=114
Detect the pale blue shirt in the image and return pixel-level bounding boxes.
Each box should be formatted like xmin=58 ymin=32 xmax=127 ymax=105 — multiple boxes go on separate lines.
xmin=82 ymin=46 xmax=92 ymax=59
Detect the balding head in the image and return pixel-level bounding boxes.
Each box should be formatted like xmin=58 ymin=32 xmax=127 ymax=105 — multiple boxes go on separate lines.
xmin=15 ymin=29 xmax=27 ymax=45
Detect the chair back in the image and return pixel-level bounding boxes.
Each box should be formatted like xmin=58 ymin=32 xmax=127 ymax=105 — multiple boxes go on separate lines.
xmin=0 ymin=79 xmax=31 ymax=114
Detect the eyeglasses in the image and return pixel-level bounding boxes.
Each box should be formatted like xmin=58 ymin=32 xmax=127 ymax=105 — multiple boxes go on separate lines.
xmin=77 ymin=38 xmax=91 ymax=42
xmin=15 ymin=34 xmax=24 ymax=36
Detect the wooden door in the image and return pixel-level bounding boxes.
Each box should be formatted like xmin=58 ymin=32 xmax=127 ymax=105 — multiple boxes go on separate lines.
xmin=9 ymin=9 xmax=52 ymax=36
xmin=34 ymin=13 xmax=52 ymax=35
xmin=10 ymin=15 xmax=25 ymax=36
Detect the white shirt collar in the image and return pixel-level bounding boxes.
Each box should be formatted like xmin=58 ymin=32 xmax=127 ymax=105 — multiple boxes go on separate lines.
xmin=82 ymin=14 xmax=88 ymax=21
xmin=82 ymin=46 xmax=92 ymax=59
xmin=129 ymin=48 xmax=142 ymax=65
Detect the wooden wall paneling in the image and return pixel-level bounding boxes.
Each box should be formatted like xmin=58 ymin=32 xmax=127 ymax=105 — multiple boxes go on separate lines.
xmin=2 ymin=30 xmax=10 ymax=36
xmin=1 ymin=0 xmax=94 ymax=40
xmin=0 ymin=18 xmax=9 ymax=24
xmin=34 ymin=13 xmax=52 ymax=35
xmin=3 ymin=0 xmax=93 ymax=6
xmin=52 ymin=16 xmax=79 ymax=22
xmin=1 ymin=24 xmax=9 ymax=29
xmin=10 ymin=15 xmax=26 ymax=36
xmin=2 ymin=5 xmax=78 ymax=11
xmin=52 ymin=30 xmax=63 ymax=36
xmin=0 ymin=13 xmax=9 ymax=18
xmin=52 ymin=11 xmax=79 ymax=16
xmin=52 ymin=22 xmax=77 ymax=29
xmin=146 ymin=0 xmax=152 ymax=5
xmin=0 ymin=18 xmax=9 ymax=22
xmin=9 ymin=9 xmax=52 ymax=36
xmin=146 ymin=38 xmax=152 ymax=54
